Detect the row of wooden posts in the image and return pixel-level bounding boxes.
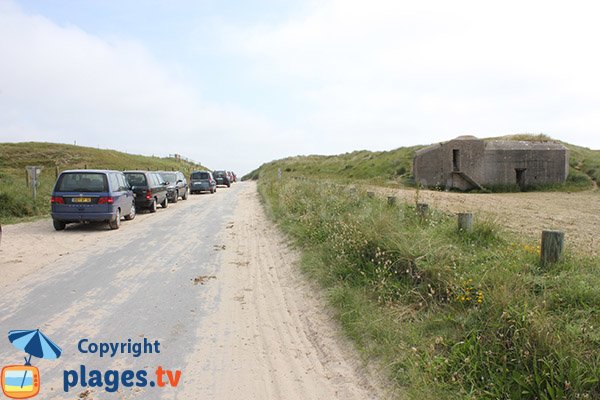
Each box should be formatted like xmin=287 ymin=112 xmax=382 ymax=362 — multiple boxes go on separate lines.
xmin=365 ymin=191 xmax=565 ymax=268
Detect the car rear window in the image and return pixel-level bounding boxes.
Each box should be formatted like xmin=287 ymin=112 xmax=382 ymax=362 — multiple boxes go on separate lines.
xmin=191 ymin=172 xmax=210 ymax=180
xmin=213 ymin=171 xmax=225 ymax=177
xmin=159 ymin=172 xmax=177 ymax=182
xmin=56 ymin=173 xmax=108 ymax=192
xmin=125 ymin=173 xmax=148 ymax=186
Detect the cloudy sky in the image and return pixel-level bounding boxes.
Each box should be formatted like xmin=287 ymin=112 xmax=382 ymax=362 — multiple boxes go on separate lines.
xmin=1 ymin=0 xmax=599 ymax=174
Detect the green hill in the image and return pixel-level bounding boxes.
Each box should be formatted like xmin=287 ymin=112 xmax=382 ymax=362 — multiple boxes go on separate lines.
xmin=253 ymin=135 xmax=600 ymax=399
xmin=243 ymin=145 xmax=422 ymax=185
xmin=0 ymin=142 xmax=208 ymax=222
xmin=244 ymin=135 xmax=600 ymax=190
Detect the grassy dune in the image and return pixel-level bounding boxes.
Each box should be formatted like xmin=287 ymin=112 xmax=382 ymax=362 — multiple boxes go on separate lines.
xmin=0 ymin=142 xmax=208 ymax=222
xmin=244 ymin=145 xmax=421 ymax=185
xmin=244 ymin=135 xmax=600 ymax=191
xmin=250 ymin=136 xmax=600 ymax=399
xmin=257 ymin=171 xmax=600 ymax=399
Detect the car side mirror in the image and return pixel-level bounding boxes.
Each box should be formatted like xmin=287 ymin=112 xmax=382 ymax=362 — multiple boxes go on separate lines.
xmin=177 ymin=179 xmax=182 ymax=183
xmin=163 ymin=181 xmax=169 ymax=185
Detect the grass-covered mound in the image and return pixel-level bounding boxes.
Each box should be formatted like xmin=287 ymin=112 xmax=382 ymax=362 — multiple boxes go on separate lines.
xmin=0 ymin=142 xmax=208 ymax=222
xmin=258 ymin=165 xmax=600 ymax=399
xmin=245 ymin=135 xmax=600 ymax=192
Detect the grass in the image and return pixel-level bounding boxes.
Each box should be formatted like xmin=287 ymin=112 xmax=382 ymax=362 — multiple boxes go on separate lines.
xmin=0 ymin=142 xmax=208 ymax=223
xmin=244 ymin=135 xmax=600 ymax=192
xmin=244 ymin=145 xmax=422 ymax=186
xmin=256 ymin=162 xmax=600 ymax=399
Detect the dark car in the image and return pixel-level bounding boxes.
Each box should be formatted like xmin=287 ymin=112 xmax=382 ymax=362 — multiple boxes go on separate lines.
xmin=158 ymin=171 xmax=188 ymax=203
xmin=51 ymin=170 xmax=136 ymax=230
xmin=190 ymin=170 xmax=216 ymax=194
xmin=212 ymin=170 xmax=231 ymax=187
xmin=124 ymin=171 xmax=169 ymax=212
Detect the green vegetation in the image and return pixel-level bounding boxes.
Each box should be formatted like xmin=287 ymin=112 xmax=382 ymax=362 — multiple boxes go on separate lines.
xmin=247 ymin=135 xmax=600 ymax=397
xmin=257 ymin=164 xmax=600 ymax=399
xmin=244 ymin=135 xmax=600 ymax=191
xmin=244 ymin=145 xmax=422 ymax=186
xmin=0 ymin=142 xmax=207 ymax=223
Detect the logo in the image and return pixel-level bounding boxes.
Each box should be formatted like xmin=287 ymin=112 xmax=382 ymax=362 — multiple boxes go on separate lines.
xmin=1 ymin=366 xmax=40 ymax=399
xmin=2 ymin=329 xmax=62 ymax=399
xmin=62 ymin=338 xmax=182 ymax=394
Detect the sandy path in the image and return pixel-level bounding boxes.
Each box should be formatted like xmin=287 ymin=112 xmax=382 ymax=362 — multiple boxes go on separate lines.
xmin=0 ymin=183 xmax=389 ymax=399
xmin=0 ymin=204 xmax=160 ymax=286
xmin=181 ymin=182 xmax=389 ymax=400
xmin=370 ymin=186 xmax=600 ymax=256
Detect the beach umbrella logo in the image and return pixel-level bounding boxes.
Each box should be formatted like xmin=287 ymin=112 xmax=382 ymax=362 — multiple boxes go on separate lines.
xmin=1 ymin=329 xmax=62 ymax=399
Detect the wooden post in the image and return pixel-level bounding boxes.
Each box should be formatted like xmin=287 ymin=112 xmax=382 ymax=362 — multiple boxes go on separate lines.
xmin=416 ymin=203 xmax=429 ymax=218
xmin=25 ymin=169 xmax=29 ymax=188
xmin=55 ymin=165 xmax=59 ymax=179
xmin=387 ymin=196 xmax=397 ymax=206
xmin=367 ymin=191 xmax=375 ymax=198
xmin=457 ymin=213 xmax=473 ymax=232
xmin=541 ymin=230 xmax=564 ymax=267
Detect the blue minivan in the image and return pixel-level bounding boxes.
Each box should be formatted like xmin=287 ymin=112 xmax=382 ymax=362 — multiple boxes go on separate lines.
xmin=51 ymin=170 xmax=136 ymax=230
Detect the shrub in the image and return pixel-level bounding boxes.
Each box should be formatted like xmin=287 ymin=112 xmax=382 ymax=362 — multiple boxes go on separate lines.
xmin=258 ymin=174 xmax=600 ymax=399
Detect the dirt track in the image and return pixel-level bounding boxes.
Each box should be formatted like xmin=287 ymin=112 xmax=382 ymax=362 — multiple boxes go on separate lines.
xmin=371 ymin=186 xmax=600 ymax=256
xmin=0 ymin=182 xmax=387 ymax=399
xmin=180 ymin=183 xmax=387 ymax=399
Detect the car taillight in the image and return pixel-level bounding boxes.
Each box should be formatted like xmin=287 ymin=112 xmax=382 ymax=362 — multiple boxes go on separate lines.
xmin=146 ymin=189 xmax=152 ymax=200
xmin=51 ymin=196 xmax=64 ymax=204
xmin=98 ymin=197 xmax=114 ymax=204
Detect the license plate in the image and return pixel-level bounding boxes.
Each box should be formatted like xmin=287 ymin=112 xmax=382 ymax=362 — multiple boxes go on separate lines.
xmin=73 ymin=197 xmax=91 ymax=203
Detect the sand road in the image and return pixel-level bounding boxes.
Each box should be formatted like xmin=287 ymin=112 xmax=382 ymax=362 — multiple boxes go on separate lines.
xmin=0 ymin=182 xmax=384 ymax=400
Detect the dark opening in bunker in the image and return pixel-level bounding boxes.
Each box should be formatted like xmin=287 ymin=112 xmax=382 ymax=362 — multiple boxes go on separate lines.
xmin=452 ymin=149 xmax=460 ymax=171
xmin=516 ymin=168 xmax=526 ymax=189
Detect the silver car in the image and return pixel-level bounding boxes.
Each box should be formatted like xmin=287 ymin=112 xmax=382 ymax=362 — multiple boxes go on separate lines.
xmin=190 ymin=171 xmax=217 ymax=194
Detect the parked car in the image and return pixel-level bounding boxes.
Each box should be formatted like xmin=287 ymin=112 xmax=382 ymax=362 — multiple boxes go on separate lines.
xmin=51 ymin=170 xmax=135 ymax=230
xmin=124 ymin=171 xmax=169 ymax=212
xmin=190 ymin=170 xmax=216 ymax=194
xmin=212 ymin=170 xmax=231 ymax=187
xmin=158 ymin=171 xmax=188 ymax=203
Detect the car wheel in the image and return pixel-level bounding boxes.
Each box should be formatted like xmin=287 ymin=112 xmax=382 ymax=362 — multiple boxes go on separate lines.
xmin=109 ymin=209 xmax=121 ymax=230
xmin=53 ymin=219 xmax=66 ymax=231
xmin=227 ymin=183 xmax=231 ymax=188
xmin=149 ymin=199 xmax=157 ymax=213
xmin=172 ymin=191 xmax=178 ymax=203
xmin=182 ymin=188 xmax=188 ymax=200
xmin=161 ymin=196 xmax=168 ymax=208
xmin=125 ymin=202 xmax=136 ymax=220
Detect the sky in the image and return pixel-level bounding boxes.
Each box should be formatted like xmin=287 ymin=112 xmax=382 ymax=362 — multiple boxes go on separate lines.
xmin=1 ymin=0 xmax=600 ymax=174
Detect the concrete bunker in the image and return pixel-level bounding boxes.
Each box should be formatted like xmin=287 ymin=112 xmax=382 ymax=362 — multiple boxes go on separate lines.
xmin=413 ymin=136 xmax=569 ymax=191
